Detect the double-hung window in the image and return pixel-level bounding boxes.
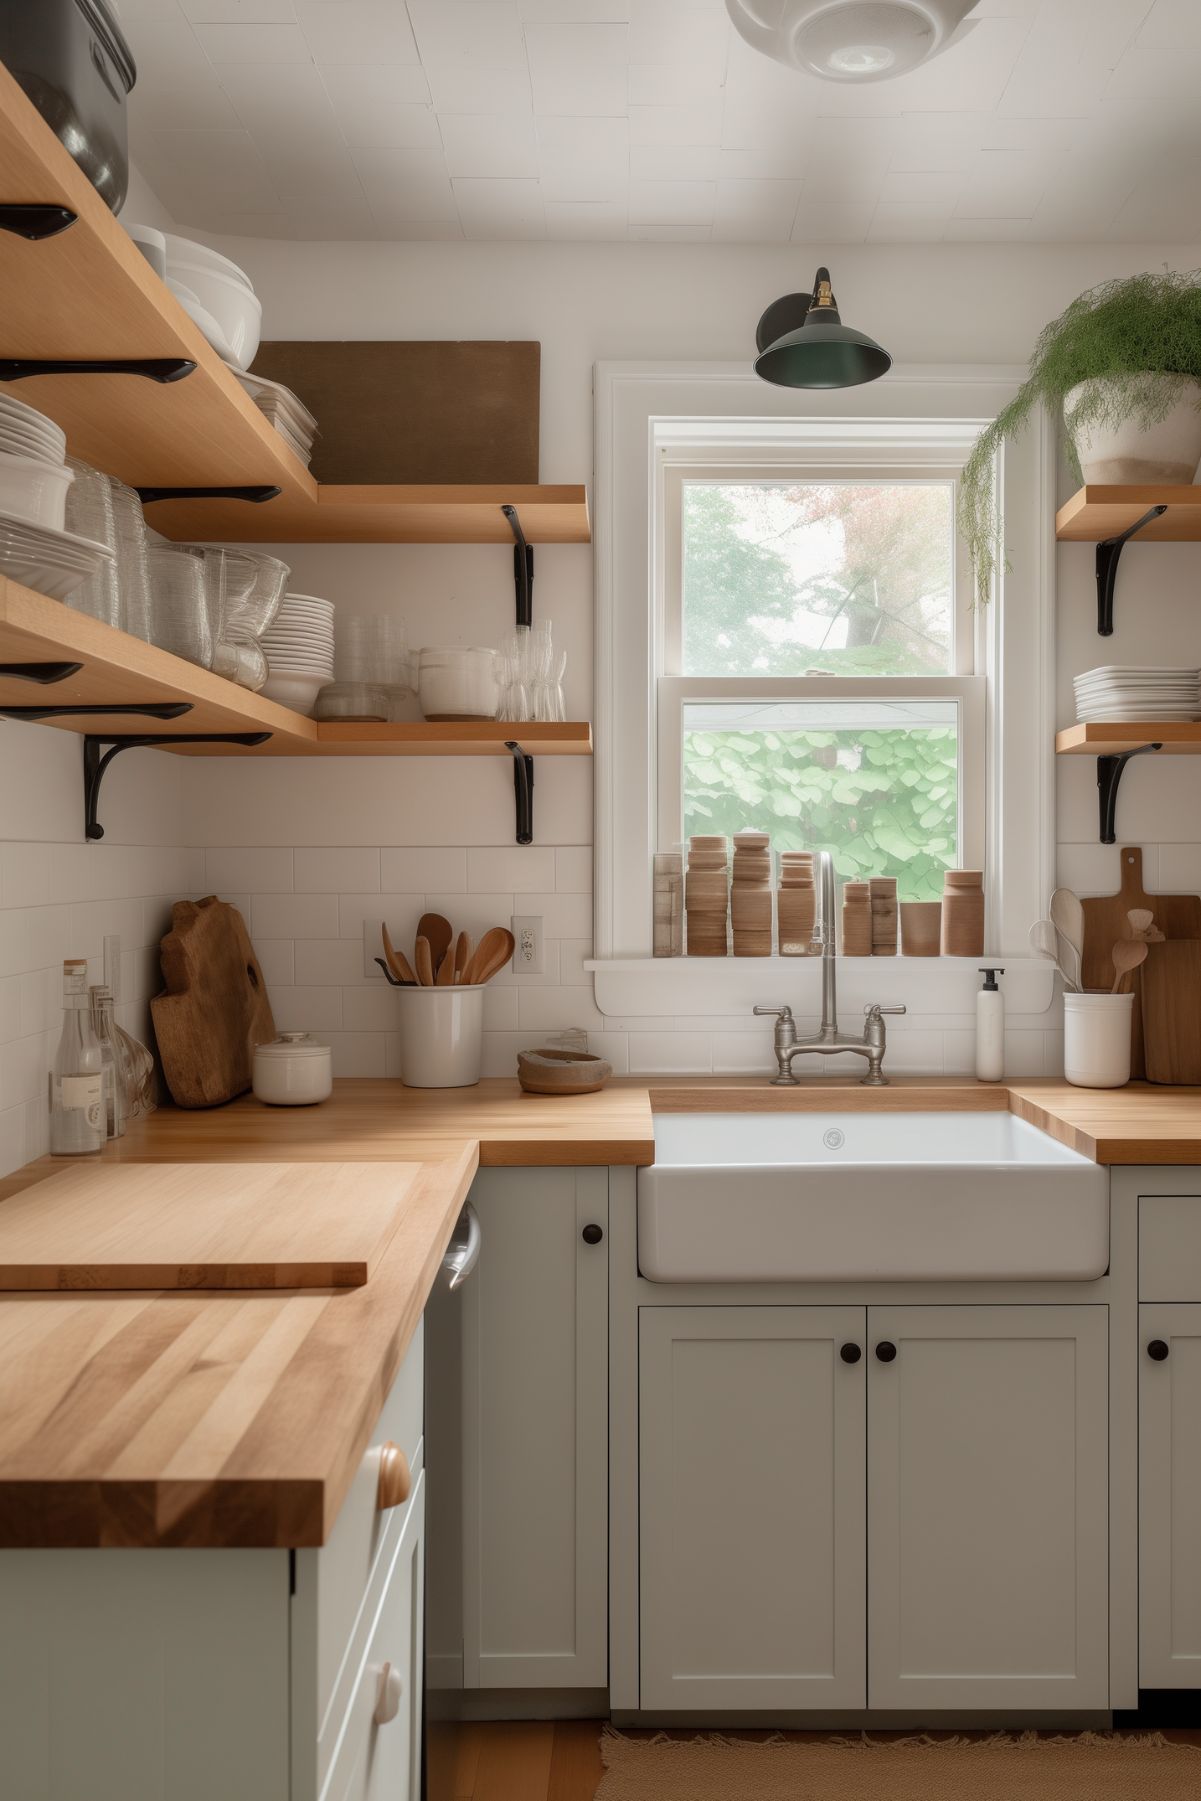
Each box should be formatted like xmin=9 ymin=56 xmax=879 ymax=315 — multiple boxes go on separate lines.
xmin=658 ymin=449 xmax=984 ymax=902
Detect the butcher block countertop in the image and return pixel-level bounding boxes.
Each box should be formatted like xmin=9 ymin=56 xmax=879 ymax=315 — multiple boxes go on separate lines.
xmin=1 ymin=1074 xmax=1200 ymax=1551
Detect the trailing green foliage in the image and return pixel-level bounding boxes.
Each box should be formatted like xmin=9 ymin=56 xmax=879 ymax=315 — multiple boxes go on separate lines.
xmin=959 ymin=270 xmax=1201 ymax=605
xmin=683 ymin=726 xmax=958 ymax=901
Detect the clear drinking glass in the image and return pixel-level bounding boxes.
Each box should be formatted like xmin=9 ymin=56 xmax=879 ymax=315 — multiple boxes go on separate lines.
xmin=146 ymin=544 xmax=213 ymax=668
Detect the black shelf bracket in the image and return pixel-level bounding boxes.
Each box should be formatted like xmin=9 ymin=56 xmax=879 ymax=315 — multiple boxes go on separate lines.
xmin=1097 ymin=743 xmax=1162 ymax=844
xmin=502 ymin=504 xmax=534 ymax=628
xmin=137 ymin=484 xmax=282 ymax=506
xmin=0 ymin=357 xmax=196 ymax=384
xmin=505 ymin=739 xmax=535 ymax=845
xmin=0 ymin=660 xmax=83 ymax=684
xmin=1096 ymin=505 xmax=1168 ymax=635
xmin=1 ymin=701 xmax=191 ymax=724
xmin=84 ymin=731 xmax=270 ymax=841
xmin=0 ymin=204 xmax=76 ymax=240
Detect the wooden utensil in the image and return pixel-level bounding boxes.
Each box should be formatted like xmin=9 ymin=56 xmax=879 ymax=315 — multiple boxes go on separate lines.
xmin=417 ymin=912 xmax=453 ymax=978
xmin=1080 ymin=846 xmax=1201 ymax=1075
xmin=381 ymin=923 xmax=417 ymax=986
xmin=1029 ymin=918 xmax=1078 ymax=990
xmin=414 ymin=936 xmax=434 ymax=987
xmin=151 ymin=897 xmax=275 ymax=1108
xmin=1112 ymin=938 xmax=1147 ymax=992
xmin=1127 ymin=908 xmax=1165 ymax=942
xmin=1049 ymin=888 xmax=1084 ymax=989
xmin=453 ymin=932 xmax=472 ymax=983
xmin=0 ymin=1161 xmax=420 ymax=1291
xmin=464 ymin=926 xmax=515 ymax=985
xmin=436 ymin=939 xmax=456 ymax=985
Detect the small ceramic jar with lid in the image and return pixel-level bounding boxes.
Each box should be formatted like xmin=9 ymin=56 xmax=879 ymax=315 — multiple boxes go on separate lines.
xmin=252 ymin=1032 xmax=333 ymax=1105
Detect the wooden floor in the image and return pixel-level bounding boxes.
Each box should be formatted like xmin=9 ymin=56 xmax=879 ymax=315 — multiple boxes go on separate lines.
xmin=431 ymin=1720 xmax=1201 ymax=1800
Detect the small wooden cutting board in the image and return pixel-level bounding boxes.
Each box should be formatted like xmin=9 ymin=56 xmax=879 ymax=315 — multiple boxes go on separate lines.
xmin=0 ymin=1162 xmax=423 ymax=1291
xmin=1080 ymin=847 xmax=1201 ymax=1077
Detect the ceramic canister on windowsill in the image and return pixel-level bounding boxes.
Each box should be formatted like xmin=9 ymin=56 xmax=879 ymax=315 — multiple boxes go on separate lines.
xmin=940 ymin=869 xmax=984 ymax=957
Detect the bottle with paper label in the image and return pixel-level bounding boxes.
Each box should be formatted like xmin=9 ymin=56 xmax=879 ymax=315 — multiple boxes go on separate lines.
xmin=49 ymin=960 xmax=104 ymax=1154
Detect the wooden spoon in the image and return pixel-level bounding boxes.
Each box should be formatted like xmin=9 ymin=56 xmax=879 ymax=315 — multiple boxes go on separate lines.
xmin=436 ymin=938 xmax=456 ymax=985
xmin=464 ymin=926 xmax=515 ymax=986
xmin=381 ymin=923 xmax=417 ymax=986
xmin=417 ymin=912 xmax=452 ymax=979
xmin=1111 ymin=938 xmax=1148 ymax=993
xmin=453 ymin=931 xmax=472 ymax=984
xmin=415 ymin=935 xmax=435 ymax=987
xmin=1127 ymin=908 xmax=1165 ymax=942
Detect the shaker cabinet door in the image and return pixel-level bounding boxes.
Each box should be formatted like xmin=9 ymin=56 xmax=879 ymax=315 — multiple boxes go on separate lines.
xmin=1140 ymin=1304 xmax=1201 ymax=1688
xmin=867 ymin=1304 xmax=1109 ymax=1710
xmin=639 ymin=1305 xmax=867 ymax=1711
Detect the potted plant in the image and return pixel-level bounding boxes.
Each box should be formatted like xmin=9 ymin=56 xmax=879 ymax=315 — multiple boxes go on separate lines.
xmin=960 ymin=270 xmax=1201 ymax=602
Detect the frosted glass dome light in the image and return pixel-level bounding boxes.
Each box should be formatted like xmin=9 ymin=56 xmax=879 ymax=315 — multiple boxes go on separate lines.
xmin=726 ymin=0 xmax=977 ymax=83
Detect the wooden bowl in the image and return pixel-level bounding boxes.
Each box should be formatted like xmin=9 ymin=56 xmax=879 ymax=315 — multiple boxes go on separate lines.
xmin=517 ymin=1048 xmax=613 ymax=1095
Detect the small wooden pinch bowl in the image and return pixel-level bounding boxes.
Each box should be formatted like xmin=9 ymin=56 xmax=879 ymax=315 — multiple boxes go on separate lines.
xmin=517 ymin=1047 xmax=613 ymax=1095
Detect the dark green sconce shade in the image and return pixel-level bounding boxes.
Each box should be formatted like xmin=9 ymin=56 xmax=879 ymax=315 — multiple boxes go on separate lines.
xmin=754 ymin=266 xmax=892 ymax=390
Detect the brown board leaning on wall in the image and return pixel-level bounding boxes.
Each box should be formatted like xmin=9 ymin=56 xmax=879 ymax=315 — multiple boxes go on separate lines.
xmin=151 ymin=896 xmax=276 ymax=1108
xmin=247 ymin=341 xmax=540 ymax=484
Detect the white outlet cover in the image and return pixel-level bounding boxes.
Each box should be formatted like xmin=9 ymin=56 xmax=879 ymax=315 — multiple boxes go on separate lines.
xmin=511 ymin=914 xmax=544 ymax=975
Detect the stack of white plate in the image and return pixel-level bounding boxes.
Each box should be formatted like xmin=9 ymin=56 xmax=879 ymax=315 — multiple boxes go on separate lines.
xmin=234 ymin=369 xmax=317 ymax=467
xmin=1074 ymin=665 xmax=1201 ymax=722
xmin=0 ymin=513 xmax=114 ymax=602
xmin=260 ymin=592 xmax=335 ymax=714
xmin=0 ymin=393 xmax=74 ymax=532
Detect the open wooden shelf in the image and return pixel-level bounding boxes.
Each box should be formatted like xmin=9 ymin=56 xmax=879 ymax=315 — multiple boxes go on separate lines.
xmin=1056 ymin=722 xmax=1201 ymax=756
xmin=0 ymin=66 xmax=589 ymax=547
xmin=1056 ymin=486 xmax=1201 ymax=542
xmin=0 ymin=578 xmax=592 ymax=758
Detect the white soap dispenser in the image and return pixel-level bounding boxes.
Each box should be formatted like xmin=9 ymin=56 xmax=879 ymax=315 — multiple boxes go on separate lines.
xmin=976 ymin=966 xmax=1005 ymax=1082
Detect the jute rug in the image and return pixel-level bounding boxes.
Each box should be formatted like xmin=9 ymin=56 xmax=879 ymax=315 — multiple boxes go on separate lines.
xmin=596 ymin=1728 xmax=1201 ymax=1800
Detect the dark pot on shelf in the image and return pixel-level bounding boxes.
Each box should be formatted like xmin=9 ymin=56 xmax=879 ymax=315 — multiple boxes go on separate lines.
xmin=0 ymin=0 xmax=136 ymax=212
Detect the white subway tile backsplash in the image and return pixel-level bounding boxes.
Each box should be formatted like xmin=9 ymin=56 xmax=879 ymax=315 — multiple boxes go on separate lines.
xmin=0 ymin=976 xmax=20 ymax=1045
xmin=292 ymin=937 xmax=370 ymax=986
xmin=325 ymin=1030 xmax=389 ymax=1076
xmin=517 ymin=891 xmax=592 ymax=938
xmin=629 ymin=1030 xmax=712 ymax=1074
xmin=254 ymin=939 xmax=295 ymax=987
xmin=341 ymin=984 xmax=403 ymax=1032
xmin=555 ymin=847 xmax=592 ymax=892
xmin=269 ymin=985 xmax=344 ymax=1032
xmin=517 ymin=984 xmax=606 ymax=1031
xmin=1002 ymin=1030 xmax=1047 ymax=1077
xmin=294 ymin=847 xmax=381 ymax=893
xmin=482 ymin=985 xmax=519 ymax=1030
xmin=710 ymin=1031 xmax=774 ymax=1075
xmin=206 ymin=847 xmax=294 ymax=893
xmin=380 ymin=848 xmax=468 ymax=892
xmin=468 ymin=847 xmax=556 ymax=892
xmin=424 ymin=892 xmax=516 ymax=937
xmin=1158 ymin=845 xmax=1201 ymax=893
xmin=558 ymin=938 xmax=592 ymax=984
xmin=251 ymin=892 xmax=340 ymax=939
xmin=587 ymin=1031 xmax=630 ymax=1074
xmin=1 ymin=842 xmax=52 ymax=910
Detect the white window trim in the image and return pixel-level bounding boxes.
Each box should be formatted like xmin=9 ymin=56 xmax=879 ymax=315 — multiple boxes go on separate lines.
xmin=591 ymin=361 xmax=1056 ymax=998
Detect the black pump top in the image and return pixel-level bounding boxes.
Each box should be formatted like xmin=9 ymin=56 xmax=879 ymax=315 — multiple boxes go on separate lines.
xmin=978 ymin=967 xmax=1005 ymax=990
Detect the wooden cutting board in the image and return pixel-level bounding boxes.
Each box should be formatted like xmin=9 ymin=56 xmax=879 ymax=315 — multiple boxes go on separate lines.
xmin=0 ymin=1161 xmax=423 ymax=1291
xmin=1080 ymin=847 xmax=1201 ymax=1078
xmin=152 ymin=896 xmax=275 ymax=1108
xmin=1141 ymin=941 xmax=1201 ymax=1085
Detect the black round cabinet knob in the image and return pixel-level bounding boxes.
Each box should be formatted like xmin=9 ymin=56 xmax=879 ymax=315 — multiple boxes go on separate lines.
xmin=1147 ymin=1339 xmax=1170 ymax=1362
xmin=839 ymin=1343 xmax=862 ymax=1365
xmin=875 ymin=1340 xmax=898 ymax=1363
xmin=581 ymin=1223 xmax=604 ymax=1246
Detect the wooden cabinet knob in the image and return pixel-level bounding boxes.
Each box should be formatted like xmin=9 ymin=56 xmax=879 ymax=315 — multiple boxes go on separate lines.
xmin=374 ymin=1661 xmax=403 ymax=1726
xmin=377 ymin=1442 xmax=412 ymax=1511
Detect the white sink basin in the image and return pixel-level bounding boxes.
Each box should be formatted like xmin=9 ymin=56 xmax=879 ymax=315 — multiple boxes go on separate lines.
xmin=638 ymin=1111 xmax=1109 ymax=1283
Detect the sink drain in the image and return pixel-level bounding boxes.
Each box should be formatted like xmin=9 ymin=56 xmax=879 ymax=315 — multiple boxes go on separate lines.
xmin=823 ymin=1127 xmax=845 ymax=1150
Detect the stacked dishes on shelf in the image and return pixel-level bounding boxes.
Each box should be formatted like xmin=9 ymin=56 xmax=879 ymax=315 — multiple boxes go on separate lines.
xmin=161 ymin=234 xmax=262 ymax=371
xmin=1074 ymin=665 xmax=1201 ymax=722
xmin=64 ymin=459 xmax=152 ymax=639
xmin=730 ymin=829 xmax=772 ymax=957
xmin=234 ymin=369 xmax=318 ymax=466
xmin=318 ymin=613 xmax=413 ymax=721
xmin=777 ymin=850 xmax=817 ymax=956
xmin=685 ymin=834 xmax=729 ymax=956
xmin=0 ymin=397 xmax=114 ymax=604
xmin=261 ymin=593 xmax=335 ymax=714
xmin=140 ymin=544 xmax=290 ymax=686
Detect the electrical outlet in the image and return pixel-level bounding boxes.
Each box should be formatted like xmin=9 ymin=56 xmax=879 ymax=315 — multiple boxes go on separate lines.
xmin=511 ymin=914 xmax=543 ymax=974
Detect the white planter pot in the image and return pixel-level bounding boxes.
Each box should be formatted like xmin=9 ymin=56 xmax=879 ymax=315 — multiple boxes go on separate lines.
xmin=1065 ymin=375 xmax=1201 ymax=483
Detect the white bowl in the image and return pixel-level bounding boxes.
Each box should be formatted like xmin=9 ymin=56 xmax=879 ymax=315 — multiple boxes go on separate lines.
xmin=0 ymin=454 xmax=74 ymax=532
xmin=168 ymin=264 xmax=261 ymax=371
xmin=163 ymin=233 xmax=254 ymax=293
xmin=261 ymin=670 xmax=329 ymax=715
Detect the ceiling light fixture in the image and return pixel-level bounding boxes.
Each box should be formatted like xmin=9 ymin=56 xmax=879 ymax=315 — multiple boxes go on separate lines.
xmin=726 ymin=0 xmax=977 ymax=84
xmin=754 ymin=266 xmax=892 ymax=389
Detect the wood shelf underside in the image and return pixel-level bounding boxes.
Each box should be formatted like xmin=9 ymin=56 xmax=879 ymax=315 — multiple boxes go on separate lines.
xmin=0 ymin=580 xmax=591 ymax=757
xmin=1055 ymin=486 xmax=1201 ymax=542
xmin=1056 ymin=722 xmax=1201 ymax=755
xmin=0 ymin=65 xmax=588 ymax=547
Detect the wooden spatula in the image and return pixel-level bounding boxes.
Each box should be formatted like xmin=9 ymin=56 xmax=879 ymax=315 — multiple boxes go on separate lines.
xmin=436 ymin=939 xmax=456 ymax=985
xmin=381 ymin=923 xmax=417 ymax=986
xmin=1112 ymin=938 xmax=1148 ymax=993
xmin=415 ymin=935 xmax=435 ymax=986
xmin=453 ymin=931 xmax=472 ymax=984
xmin=465 ymin=926 xmax=515 ymax=986
xmin=417 ymin=912 xmax=452 ymax=979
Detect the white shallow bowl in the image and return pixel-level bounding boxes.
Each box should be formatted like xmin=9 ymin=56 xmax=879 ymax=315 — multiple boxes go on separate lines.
xmin=0 ymin=455 xmax=74 ymax=531
xmin=261 ymin=670 xmax=328 ymax=714
xmin=169 ymin=262 xmax=261 ymax=369
xmin=164 ymin=233 xmax=254 ymax=292
xmin=167 ymin=278 xmax=239 ymax=365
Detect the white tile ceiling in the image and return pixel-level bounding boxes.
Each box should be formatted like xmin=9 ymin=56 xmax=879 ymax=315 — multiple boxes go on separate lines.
xmin=115 ymin=0 xmax=1201 ymax=242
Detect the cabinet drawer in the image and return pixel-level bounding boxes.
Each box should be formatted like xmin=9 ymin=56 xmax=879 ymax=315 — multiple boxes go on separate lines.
xmin=320 ymin=1473 xmax=425 ymax=1801
xmin=1139 ymin=1197 xmax=1201 ymax=1300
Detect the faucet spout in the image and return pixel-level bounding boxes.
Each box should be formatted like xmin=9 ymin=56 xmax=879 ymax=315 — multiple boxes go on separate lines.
xmin=818 ymin=849 xmax=838 ymax=1039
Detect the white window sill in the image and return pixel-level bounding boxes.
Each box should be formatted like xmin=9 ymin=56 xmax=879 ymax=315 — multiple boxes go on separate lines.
xmin=585 ymin=956 xmax=1056 ymax=1020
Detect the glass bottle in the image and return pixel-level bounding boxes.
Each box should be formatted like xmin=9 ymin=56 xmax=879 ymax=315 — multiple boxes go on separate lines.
xmin=49 ymin=960 xmax=104 ymax=1155
xmin=90 ymin=985 xmax=125 ymax=1139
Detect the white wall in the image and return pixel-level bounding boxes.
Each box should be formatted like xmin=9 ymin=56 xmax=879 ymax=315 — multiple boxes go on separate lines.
xmin=4 ymin=236 xmax=1201 ymax=1160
